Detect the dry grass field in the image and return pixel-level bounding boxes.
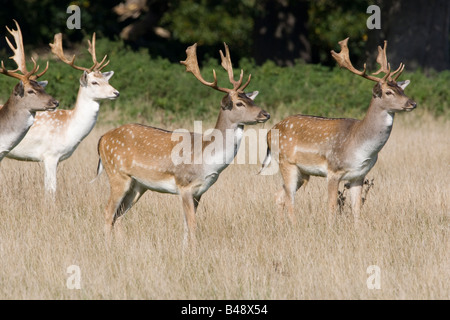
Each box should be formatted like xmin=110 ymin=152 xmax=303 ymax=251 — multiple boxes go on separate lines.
xmin=0 ymin=113 xmax=448 ymax=300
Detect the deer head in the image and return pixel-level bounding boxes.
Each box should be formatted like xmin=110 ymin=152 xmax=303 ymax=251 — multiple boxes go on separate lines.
xmin=50 ymin=33 xmax=119 ymax=101
xmin=331 ymin=38 xmax=416 ymax=113
xmin=0 ymin=20 xmax=58 ymax=113
xmin=180 ymin=43 xmax=270 ymax=125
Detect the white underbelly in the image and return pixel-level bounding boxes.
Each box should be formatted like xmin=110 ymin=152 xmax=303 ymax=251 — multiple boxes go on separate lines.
xmin=134 ymin=176 xmax=179 ymax=195
xmin=297 ymin=163 xmax=327 ymax=177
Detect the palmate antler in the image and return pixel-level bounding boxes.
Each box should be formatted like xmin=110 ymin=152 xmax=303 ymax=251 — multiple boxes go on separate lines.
xmin=0 ymin=20 xmax=48 ymax=83
xmin=180 ymin=42 xmax=251 ymax=93
xmin=331 ymin=38 xmax=404 ymax=83
xmin=49 ymin=33 xmax=110 ymax=72
xmin=219 ymin=43 xmax=251 ymax=92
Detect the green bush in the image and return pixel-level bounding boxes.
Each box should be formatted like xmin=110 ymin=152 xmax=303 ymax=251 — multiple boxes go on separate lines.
xmin=1 ymin=38 xmax=448 ymax=125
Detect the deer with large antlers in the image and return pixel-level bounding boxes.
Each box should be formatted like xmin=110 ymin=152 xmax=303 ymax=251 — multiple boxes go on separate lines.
xmin=7 ymin=33 xmax=119 ymax=194
xmin=260 ymin=38 xmax=416 ymax=224
xmin=0 ymin=20 xmax=59 ymax=162
xmin=96 ymin=43 xmax=270 ymax=246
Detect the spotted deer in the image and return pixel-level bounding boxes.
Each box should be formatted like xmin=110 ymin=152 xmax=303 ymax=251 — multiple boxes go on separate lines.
xmin=7 ymin=33 xmax=119 ymax=194
xmin=96 ymin=43 xmax=270 ymax=246
xmin=260 ymin=38 xmax=416 ymax=224
xmin=0 ymin=20 xmax=59 ymax=162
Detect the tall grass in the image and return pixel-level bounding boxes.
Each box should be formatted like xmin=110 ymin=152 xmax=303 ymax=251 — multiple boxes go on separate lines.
xmin=0 ymin=114 xmax=448 ymax=299
xmin=0 ymin=36 xmax=448 ymax=300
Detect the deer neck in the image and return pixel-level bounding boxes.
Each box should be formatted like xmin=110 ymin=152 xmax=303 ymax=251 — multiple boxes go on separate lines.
xmin=0 ymin=101 xmax=34 ymax=154
xmin=215 ymin=108 xmax=244 ymax=131
xmin=216 ymin=108 xmax=244 ymax=149
xmin=68 ymin=86 xmax=101 ymax=136
xmin=202 ymin=109 xmax=244 ymax=170
xmin=0 ymin=100 xmax=34 ymax=131
xmin=353 ymin=97 xmax=395 ymax=154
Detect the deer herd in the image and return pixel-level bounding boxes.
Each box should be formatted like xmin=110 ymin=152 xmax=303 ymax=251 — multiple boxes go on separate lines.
xmin=0 ymin=20 xmax=416 ymax=247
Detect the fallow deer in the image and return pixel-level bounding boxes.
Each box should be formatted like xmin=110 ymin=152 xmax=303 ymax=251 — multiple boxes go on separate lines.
xmin=0 ymin=20 xmax=59 ymax=162
xmin=7 ymin=33 xmax=119 ymax=194
xmin=96 ymin=43 xmax=270 ymax=246
xmin=260 ymin=38 xmax=416 ymax=224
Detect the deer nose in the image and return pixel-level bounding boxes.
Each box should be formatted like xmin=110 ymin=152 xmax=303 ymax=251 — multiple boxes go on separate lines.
xmin=260 ymin=110 xmax=270 ymax=119
xmin=257 ymin=110 xmax=270 ymax=123
xmin=407 ymin=99 xmax=416 ymax=109
xmin=46 ymin=100 xmax=58 ymax=111
xmin=113 ymin=91 xmax=120 ymax=97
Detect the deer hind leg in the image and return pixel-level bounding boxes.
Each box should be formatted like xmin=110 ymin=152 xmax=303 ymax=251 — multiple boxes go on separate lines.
xmin=327 ymin=173 xmax=342 ymax=223
xmin=113 ymin=182 xmax=147 ymax=240
xmin=276 ymin=162 xmax=305 ymax=224
xmin=104 ymin=174 xmax=134 ymax=243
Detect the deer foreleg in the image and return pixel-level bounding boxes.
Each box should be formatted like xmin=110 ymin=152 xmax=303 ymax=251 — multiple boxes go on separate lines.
xmin=44 ymin=157 xmax=59 ymax=195
xmin=348 ymin=179 xmax=364 ymax=226
xmin=181 ymin=190 xmax=198 ymax=249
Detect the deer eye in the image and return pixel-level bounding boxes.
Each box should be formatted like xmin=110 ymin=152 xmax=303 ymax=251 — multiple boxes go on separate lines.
xmin=236 ymin=102 xmax=244 ymax=107
xmin=91 ymin=81 xmax=99 ymax=85
xmin=27 ymin=90 xmax=35 ymax=94
xmin=386 ymin=91 xmax=393 ymax=95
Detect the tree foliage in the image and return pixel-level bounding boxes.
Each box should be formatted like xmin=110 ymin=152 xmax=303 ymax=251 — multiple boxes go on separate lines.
xmin=0 ymin=0 xmax=448 ymax=70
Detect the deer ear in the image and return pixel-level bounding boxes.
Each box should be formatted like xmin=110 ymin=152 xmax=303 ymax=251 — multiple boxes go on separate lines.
xmin=102 ymin=71 xmax=114 ymax=81
xmin=14 ymin=81 xmax=25 ymax=97
xmin=221 ymin=94 xmax=233 ymax=110
xmin=38 ymin=80 xmax=48 ymax=88
xmin=80 ymin=71 xmax=88 ymax=87
xmin=372 ymin=83 xmax=382 ymax=98
xmin=245 ymin=91 xmax=259 ymax=100
xmin=397 ymin=80 xmax=410 ymax=90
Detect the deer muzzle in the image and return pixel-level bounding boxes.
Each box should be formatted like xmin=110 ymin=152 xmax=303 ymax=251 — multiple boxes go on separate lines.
xmin=403 ymin=99 xmax=417 ymax=111
xmin=111 ymin=90 xmax=120 ymax=99
xmin=256 ymin=110 xmax=270 ymax=123
xmin=47 ymin=99 xmax=59 ymax=111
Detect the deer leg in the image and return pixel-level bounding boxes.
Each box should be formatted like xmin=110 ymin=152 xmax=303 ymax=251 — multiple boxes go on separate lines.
xmin=348 ymin=179 xmax=364 ymax=226
xmin=43 ymin=157 xmax=59 ymax=195
xmin=278 ymin=162 xmax=302 ymax=224
xmin=180 ymin=190 xmax=198 ymax=249
xmin=113 ymin=182 xmax=147 ymax=240
xmin=193 ymin=195 xmax=202 ymax=211
xmin=104 ymin=174 xmax=133 ymax=244
xmin=327 ymin=174 xmax=341 ymax=221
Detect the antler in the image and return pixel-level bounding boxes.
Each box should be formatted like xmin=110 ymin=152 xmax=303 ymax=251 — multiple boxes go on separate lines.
xmin=50 ymin=32 xmax=110 ymax=72
xmin=219 ymin=43 xmax=251 ymax=92
xmin=50 ymin=33 xmax=86 ymax=71
xmin=0 ymin=20 xmax=48 ymax=83
xmin=372 ymin=40 xmax=405 ymax=81
xmin=331 ymin=37 xmax=404 ymax=83
xmin=87 ymin=33 xmax=110 ymax=71
xmin=371 ymin=41 xmax=390 ymax=76
xmin=180 ymin=43 xmax=223 ymax=92
xmin=5 ymin=20 xmax=26 ymax=74
xmin=180 ymin=43 xmax=251 ymax=93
